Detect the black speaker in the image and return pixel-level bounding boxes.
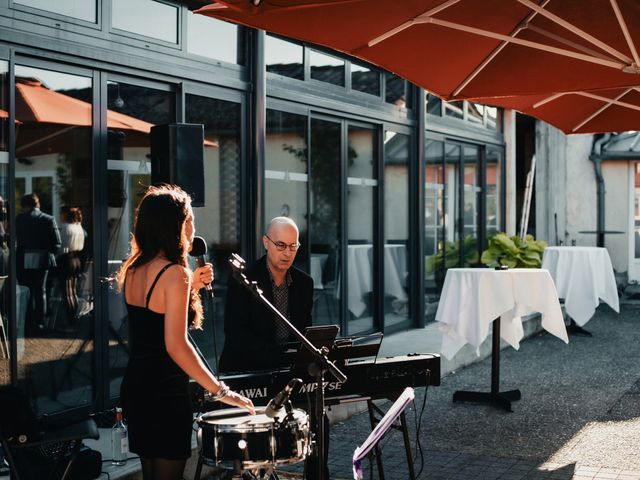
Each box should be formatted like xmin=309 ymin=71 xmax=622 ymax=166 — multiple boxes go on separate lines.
xmin=150 ymin=123 xmax=205 ymax=207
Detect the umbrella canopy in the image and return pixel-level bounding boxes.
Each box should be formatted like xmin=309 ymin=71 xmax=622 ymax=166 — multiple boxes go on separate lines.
xmin=475 ymin=86 xmax=640 ymax=134
xmin=197 ymin=0 xmax=640 ymax=100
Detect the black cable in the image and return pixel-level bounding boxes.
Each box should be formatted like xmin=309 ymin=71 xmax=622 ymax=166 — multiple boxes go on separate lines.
xmin=413 ymin=370 xmax=430 ymax=479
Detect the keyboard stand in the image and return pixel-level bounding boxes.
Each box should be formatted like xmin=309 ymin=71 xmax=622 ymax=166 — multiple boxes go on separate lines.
xmin=366 ymin=399 xmax=416 ymax=480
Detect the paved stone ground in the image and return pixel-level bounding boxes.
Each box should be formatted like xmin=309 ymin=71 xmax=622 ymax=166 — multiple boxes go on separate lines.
xmin=273 ymin=303 xmax=640 ymax=480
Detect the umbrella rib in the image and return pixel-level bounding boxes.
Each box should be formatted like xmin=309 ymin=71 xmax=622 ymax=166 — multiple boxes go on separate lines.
xmin=571 ymin=89 xmax=632 ymax=132
xmin=574 ymin=90 xmax=640 ymax=112
xmin=610 ymin=0 xmax=640 ymax=68
xmin=532 ymin=92 xmax=568 ymax=109
xmin=517 ymin=0 xmax=632 ymax=64
xmin=367 ymin=0 xmax=461 ymax=47
xmin=425 ymin=17 xmax=625 ymax=70
xmin=452 ymin=0 xmax=552 ymax=97
xmin=526 ymin=24 xmax=617 ymax=62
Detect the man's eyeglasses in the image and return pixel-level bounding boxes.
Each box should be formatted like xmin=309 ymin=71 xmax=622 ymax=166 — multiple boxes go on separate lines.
xmin=265 ymin=234 xmax=301 ymax=252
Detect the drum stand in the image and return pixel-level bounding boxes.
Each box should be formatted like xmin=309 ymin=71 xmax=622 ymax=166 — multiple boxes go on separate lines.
xmin=192 ymin=460 xmax=280 ymax=480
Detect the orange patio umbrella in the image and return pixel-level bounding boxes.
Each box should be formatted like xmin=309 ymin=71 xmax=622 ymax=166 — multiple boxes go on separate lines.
xmin=198 ymin=0 xmax=640 ymax=102
xmin=15 ymin=78 xmax=216 ymax=156
xmin=471 ymin=86 xmax=640 ymax=134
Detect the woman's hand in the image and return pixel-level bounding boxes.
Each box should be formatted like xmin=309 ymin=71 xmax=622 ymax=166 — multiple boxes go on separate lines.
xmin=192 ymin=263 xmax=214 ymax=292
xmin=220 ymin=390 xmax=256 ymax=415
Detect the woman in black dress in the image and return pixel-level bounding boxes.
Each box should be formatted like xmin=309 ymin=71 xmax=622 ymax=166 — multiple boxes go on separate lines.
xmin=116 ymin=185 xmax=254 ymax=480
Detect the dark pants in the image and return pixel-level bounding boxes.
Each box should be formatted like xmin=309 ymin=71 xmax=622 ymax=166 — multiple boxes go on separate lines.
xmin=18 ymin=268 xmax=49 ymax=333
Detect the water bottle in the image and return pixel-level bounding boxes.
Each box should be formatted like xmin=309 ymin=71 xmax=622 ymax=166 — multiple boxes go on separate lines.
xmin=111 ymin=407 xmax=128 ymax=466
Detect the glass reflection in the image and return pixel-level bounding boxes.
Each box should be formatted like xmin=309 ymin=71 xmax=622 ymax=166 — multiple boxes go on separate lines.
xmin=445 ymin=100 xmax=464 ymax=119
xmin=310 ymin=119 xmax=341 ymax=327
xmin=385 ymin=73 xmax=406 ymax=107
xmin=424 ymin=140 xmax=445 ymax=322
xmin=426 ymin=93 xmax=442 ymax=116
xmin=462 ymin=145 xmax=480 ymax=266
xmin=486 ymin=149 xmax=502 ymax=237
xmin=186 ymin=94 xmax=241 ymax=369
xmin=347 ymin=126 xmax=377 ymax=335
xmin=112 ymin=0 xmax=178 ymax=43
xmin=14 ymin=65 xmax=94 ymax=414
xmin=310 ymin=50 xmax=345 ymax=87
xmin=266 ymin=35 xmax=303 ymax=80
xmin=265 ymin=110 xmax=308 ymax=271
xmin=14 ymin=0 xmax=97 ymax=23
xmin=107 ymin=80 xmax=173 ymax=398
xmin=384 ymin=132 xmax=410 ymax=328
xmin=187 ymin=13 xmax=243 ymax=64
xmin=351 ymin=63 xmax=380 ymax=96
xmin=0 ymin=61 xmax=8 ymax=387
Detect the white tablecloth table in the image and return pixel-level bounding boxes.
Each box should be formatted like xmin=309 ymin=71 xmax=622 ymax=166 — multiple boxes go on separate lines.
xmin=541 ymin=246 xmax=619 ymax=327
xmin=435 ymin=268 xmax=568 ymax=410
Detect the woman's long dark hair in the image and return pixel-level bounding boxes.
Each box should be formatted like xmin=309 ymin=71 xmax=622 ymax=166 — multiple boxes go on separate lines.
xmin=116 ymin=184 xmax=203 ymax=328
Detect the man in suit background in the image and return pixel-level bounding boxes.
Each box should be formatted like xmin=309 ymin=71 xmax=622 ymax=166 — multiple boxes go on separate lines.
xmin=219 ymin=216 xmax=313 ymax=373
xmin=16 ymin=193 xmax=61 ymax=335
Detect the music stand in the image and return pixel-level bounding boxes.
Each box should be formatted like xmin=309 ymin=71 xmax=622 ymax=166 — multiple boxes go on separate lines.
xmin=352 ymin=387 xmax=415 ymax=480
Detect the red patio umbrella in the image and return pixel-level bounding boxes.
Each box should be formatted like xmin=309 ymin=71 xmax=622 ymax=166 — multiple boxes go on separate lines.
xmin=197 ymin=0 xmax=640 ymax=100
xmin=471 ymin=86 xmax=640 ymax=134
xmin=15 ymin=78 xmax=216 ymax=156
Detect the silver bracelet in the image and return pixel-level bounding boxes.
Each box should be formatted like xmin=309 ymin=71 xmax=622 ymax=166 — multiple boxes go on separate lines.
xmin=211 ymin=382 xmax=230 ymax=401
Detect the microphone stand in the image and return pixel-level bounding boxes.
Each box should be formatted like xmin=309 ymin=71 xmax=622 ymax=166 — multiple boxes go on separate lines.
xmin=229 ymin=254 xmax=346 ymax=480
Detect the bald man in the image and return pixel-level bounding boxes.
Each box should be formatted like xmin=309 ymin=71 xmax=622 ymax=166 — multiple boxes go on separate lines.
xmin=219 ymin=217 xmax=314 ymax=373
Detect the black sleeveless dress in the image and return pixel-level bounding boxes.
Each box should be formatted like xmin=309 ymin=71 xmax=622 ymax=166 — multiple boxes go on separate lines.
xmin=120 ymin=263 xmax=193 ymax=460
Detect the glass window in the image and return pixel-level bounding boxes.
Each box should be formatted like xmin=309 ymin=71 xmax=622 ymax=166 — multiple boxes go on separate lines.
xmin=186 ymin=94 xmax=242 ymax=369
xmin=0 ymin=61 xmax=8 ymax=386
xmin=106 ymin=80 xmax=174 ymax=399
xmin=426 ymin=93 xmax=442 ymax=116
xmin=384 ymin=132 xmax=410 ymax=328
xmin=462 ymin=145 xmax=481 ymax=265
xmin=265 ymin=110 xmax=308 ymax=272
xmin=266 ymin=35 xmax=303 ymax=80
xmin=187 ymin=13 xmax=243 ymax=64
xmin=486 ymin=149 xmax=502 ymax=237
xmin=445 ymin=100 xmax=464 ymax=120
xmin=112 ymin=0 xmax=178 ymax=43
xmin=309 ymin=119 xmax=341 ymax=327
xmin=486 ymin=106 xmax=502 ymax=131
xmin=310 ymin=50 xmax=345 ymax=87
xmin=351 ymin=63 xmax=380 ymax=96
xmin=14 ymin=65 xmax=94 ymax=414
xmin=14 ymin=0 xmax=97 ymax=23
xmin=467 ymin=102 xmax=484 ymax=124
xmin=385 ymin=73 xmax=406 ymax=107
xmin=347 ymin=126 xmax=377 ymax=335
xmin=424 ymin=140 xmax=444 ymax=320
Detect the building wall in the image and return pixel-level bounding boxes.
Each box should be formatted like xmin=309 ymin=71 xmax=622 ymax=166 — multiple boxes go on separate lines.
xmin=603 ymin=162 xmax=630 ymax=274
xmin=536 ymin=122 xmax=631 ymax=276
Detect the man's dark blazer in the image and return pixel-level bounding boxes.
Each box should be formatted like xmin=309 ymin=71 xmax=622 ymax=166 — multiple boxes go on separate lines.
xmin=16 ymin=208 xmax=61 ymax=273
xmin=219 ymin=255 xmax=313 ymax=373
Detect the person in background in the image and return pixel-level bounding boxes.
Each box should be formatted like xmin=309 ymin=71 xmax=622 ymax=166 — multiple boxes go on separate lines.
xmin=116 ymin=184 xmax=254 ymax=480
xmin=16 ymin=193 xmax=61 ymax=335
xmin=54 ymin=206 xmax=87 ymax=328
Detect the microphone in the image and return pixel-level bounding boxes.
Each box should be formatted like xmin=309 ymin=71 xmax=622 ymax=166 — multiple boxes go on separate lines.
xmin=264 ymin=378 xmax=302 ymax=418
xmin=189 ymin=236 xmax=213 ymax=299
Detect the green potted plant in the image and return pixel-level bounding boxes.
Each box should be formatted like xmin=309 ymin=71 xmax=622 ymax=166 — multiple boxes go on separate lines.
xmin=480 ymin=233 xmax=547 ymax=268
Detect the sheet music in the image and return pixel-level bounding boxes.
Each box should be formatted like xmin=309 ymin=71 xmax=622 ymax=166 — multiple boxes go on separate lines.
xmin=352 ymin=387 xmax=415 ymax=480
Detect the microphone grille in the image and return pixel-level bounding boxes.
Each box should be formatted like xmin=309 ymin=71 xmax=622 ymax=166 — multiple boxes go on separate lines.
xmin=189 ymin=236 xmax=207 ymax=257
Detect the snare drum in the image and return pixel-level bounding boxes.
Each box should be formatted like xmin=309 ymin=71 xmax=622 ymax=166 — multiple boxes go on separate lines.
xmin=197 ymin=407 xmax=311 ymax=470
